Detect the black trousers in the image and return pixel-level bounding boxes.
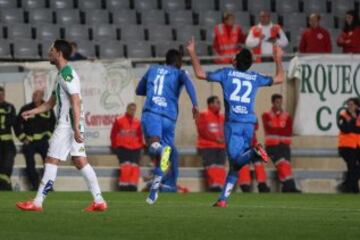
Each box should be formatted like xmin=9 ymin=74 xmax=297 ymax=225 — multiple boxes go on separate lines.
xmin=339 ymin=147 xmax=360 ymax=193
xmin=0 ymin=141 xmax=16 ymax=177
xmin=22 ymin=140 xmax=48 ymax=190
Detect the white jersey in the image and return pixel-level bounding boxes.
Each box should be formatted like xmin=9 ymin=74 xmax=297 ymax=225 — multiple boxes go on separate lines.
xmin=52 ymin=64 xmax=85 ymax=132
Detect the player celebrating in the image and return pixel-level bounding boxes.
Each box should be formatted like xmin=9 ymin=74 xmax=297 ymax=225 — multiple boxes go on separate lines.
xmin=16 ymin=40 xmax=107 ymax=212
xmin=186 ymin=38 xmax=284 ymax=207
xmin=136 ymin=49 xmax=198 ymax=204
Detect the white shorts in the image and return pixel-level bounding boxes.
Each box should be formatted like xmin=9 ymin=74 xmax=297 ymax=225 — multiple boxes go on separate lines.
xmin=47 ymin=126 xmax=87 ymax=161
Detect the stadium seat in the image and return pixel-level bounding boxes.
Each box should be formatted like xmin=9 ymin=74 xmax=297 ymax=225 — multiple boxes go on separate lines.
xmin=105 ymin=0 xmax=129 ymax=10
xmin=74 ymin=40 xmax=96 ymax=58
xmin=0 ymin=40 xmax=11 ymax=59
xmin=141 ymin=10 xmax=166 ymax=25
xmin=125 ymin=41 xmax=152 ymax=58
xmin=0 ymin=0 xmax=17 ymax=8
xmin=168 ymin=10 xmax=193 ymax=26
xmin=247 ymin=0 xmax=272 ymax=13
xmin=204 ymin=27 xmax=214 ymax=42
xmin=49 ymin=0 xmax=74 ymax=9
xmin=147 ymin=25 xmax=173 ymax=41
xmin=154 ymin=41 xmax=181 ymax=57
xmin=40 ymin=40 xmax=53 ymax=58
xmin=112 ymin=10 xmax=137 ymax=25
xmin=191 ymin=0 xmax=215 ymax=13
xmin=275 ymin=0 xmax=300 ymax=13
xmin=28 ymin=9 xmax=54 ymax=24
xmin=234 ymin=11 xmax=251 ymax=28
xmin=7 ymin=24 xmax=33 ymax=39
xmin=79 ymin=0 xmax=102 ymax=10
xmin=282 ymin=13 xmax=307 ymax=29
xmin=320 ymin=15 xmax=335 ymax=29
xmin=219 ymin=0 xmax=244 ymax=12
xmin=84 ymin=10 xmax=110 ymax=24
xmin=162 ymin=0 xmax=186 ymax=11
xmin=36 ymin=24 xmax=61 ymax=41
xmin=303 ymin=0 xmax=328 ymax=13
xmin=64 ymin=24 xmax=90 ymax=40
xmin=21 ymin=0 xmax=46 ymax=9
xmin=134 ymin=0 xmax=158 ymax=11
xmin=92 ymin=24 xmax=117 ymax=40
xmin=56 ymin=9 xmax=81 ymax=25
xmin=0 ymin=9 xmax=24 ymax=24
xmin=182 ymin=41 xmax=209 ymax=56
xmin=13 ymin=40 xmax=40 ymax=59
xmin=199 ymin=11 xmax=221 ymax=27
xmin=175 ymin=25 xmax=201 ymax=42
xmin=120 ymin=25 xmax=145 ymax=41
xmin=98 ymin=41 xmax=124 ymax=59
xmin=332 ymin=0 xmax=355 ymax=16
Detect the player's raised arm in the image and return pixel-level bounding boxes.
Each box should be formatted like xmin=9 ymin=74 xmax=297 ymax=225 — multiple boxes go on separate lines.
xmin=181 ymin=71 xmax=199 ymax=119
xmin=272 ymin=45 xmax=285 ymax=85
xmin=186 ymin=37 xmax=207 ymax=80
xmin=22 ymin=95 xmax=56 ymax=120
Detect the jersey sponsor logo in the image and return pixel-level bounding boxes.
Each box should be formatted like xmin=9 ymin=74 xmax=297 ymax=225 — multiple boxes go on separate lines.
xmin=232 ymin=105 xmax=249 ymax=114
xmin=208 ymin=123 xmax=220 ymax=132
xmin=79 ymin=146 xmax=85 ymax=152
xmin=152 ymin=96 xmax=167 ymax=107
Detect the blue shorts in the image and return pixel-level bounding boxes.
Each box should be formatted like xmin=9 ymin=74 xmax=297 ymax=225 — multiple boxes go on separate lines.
xmin=141 ymin=111 xmax=176 ymax=147
xmin=224 ymin=122 xmax=255 ymax=163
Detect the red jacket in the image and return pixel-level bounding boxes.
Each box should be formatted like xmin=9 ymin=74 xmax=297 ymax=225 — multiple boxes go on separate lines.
xmin=299 ymin=26 xmax=332 ymax=53
xmin=262 ymin=108 xmax=293 ymax=146
xmin=110 ymin=114 xmax=144 ymax=150
xmin=337 ymin=27 xmax=360 ymax=53
xmin=196 ymin=109 xmax=225 ymax=149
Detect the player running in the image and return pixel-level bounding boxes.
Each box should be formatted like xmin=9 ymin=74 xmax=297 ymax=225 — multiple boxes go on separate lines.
xmin=136 ymin=49 xmax=198 ymax=204
xmin=16 ymin=40 xmax=107 ymax=212
xmin=186 ymin=38 xmax=284 ymax=207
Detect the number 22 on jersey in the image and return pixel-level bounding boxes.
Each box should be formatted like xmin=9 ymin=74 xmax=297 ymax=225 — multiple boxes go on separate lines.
xmin=229 ymin=78 xmax=252 ymax=103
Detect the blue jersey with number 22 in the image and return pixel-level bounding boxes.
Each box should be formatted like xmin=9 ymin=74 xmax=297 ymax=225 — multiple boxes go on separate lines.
xmin=206 ymin=68 xmax=273 ymax=123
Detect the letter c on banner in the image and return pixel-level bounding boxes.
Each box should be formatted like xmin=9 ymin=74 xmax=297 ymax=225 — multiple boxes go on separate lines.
xmin=316 ymin=106 xmax=332 ymax=131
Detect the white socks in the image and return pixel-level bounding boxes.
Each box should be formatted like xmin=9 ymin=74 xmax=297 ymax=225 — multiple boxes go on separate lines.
xmin=34 ymin=163 xmax=58 ymax=207
xmin=80 ymin=164 xmax=104 ymax=203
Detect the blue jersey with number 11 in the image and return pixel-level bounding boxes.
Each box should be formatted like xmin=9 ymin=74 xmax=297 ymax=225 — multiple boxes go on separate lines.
xmin=206 ymin=68 xmax=273 ymax=123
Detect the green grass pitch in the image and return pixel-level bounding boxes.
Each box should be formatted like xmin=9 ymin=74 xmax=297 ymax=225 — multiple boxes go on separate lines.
xmin=1 ymin=192 xmax=360 ymax=240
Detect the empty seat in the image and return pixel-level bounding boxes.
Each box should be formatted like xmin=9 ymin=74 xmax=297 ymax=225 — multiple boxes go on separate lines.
xmin=134 ymin=0 xmax=158 ymax=11
xmin=234 ymin=11 xmax=251 ymax=28
xmin=147 ymin=25 xmax=173 ymax=41
xmin=56 ymin=9 xmax=81 ymax=24
xmin=40 ymin=40 xmax=53 ymax=58
xmin=303 ymin=0 xmax=328 ymax=13
xmin=112 ymin=10 xmax=137 ymax=25
xmin=199 ymin=11 xmax=221 ymax=27
xmin=191 ymin=0 xmax=215 ymax=13
xmin=175 ymin=25 xmax=201 ymax=42
xmin=0 ymin=40 xmax=11 ymax=59
xmin=36 ymin=24 xmax=61 ymax=40
xmin=248 ymin=0 xmax=271 ymax=13
xmin=125 ymin=41 xmax=152 ymax=58
xmin=65 ymin=24 xmax=90 ymax=40
xmin=50 ymin=0 xmax=74 ymax=9
xmin=183 ymin=41 xmax=209 ymax=56
xmin=168 ymin=10 xmax=193 ymax=26
xmin=219 ymin=0 xmax=244 ymax=12
xmin=162 ymin=0 xmax=186 ymax=11
xmin=0 ymin=9 xmax=24 ymax=24
xmin=275 ymin=0 xmax=299 ymax=13
xmin=92 ymin=24 xmax=117 ymax=40
xmin=99 ymin=41 xmax=124 ymax=59
xmin=120 ymin=25 xmax=144 ymax=41
xmin=332 ymin=0 xmax=355 ymax=16
xmin=13 ymin=40 xmax=40 ymax=59
xmin=74 ymin=40 xmax=96 ymax=58
xmin=79 ymin=0 xmax=102 ymax=10
xmin=28 ymin=9 xmax=54 ymax=24
xmin=282 ymin=13 xmax=307 ymax=29
xmin=0 ymin=0 xmax=17 ymax=8
xmin=105 ymin=0 xmax=129 ymax=9
xmin=319 ymin=15 xmax=335 ymax=29
xmin=85 ymin=10 xmax=110 ymax=24
xmin=204 ymin=27 xmax=214 ymax=42
xmin=7 ymin=24 xmax=33 ymax=39
xmin=141 ymin=10 xmax=165 ymax=25
xmin=22 ymin=0 xmax=46 ymax=9
xmin=154 ymin=41 xmax=181 ymax=57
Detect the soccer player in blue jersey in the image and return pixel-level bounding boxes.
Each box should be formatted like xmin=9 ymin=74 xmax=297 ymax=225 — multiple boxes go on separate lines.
xmin=136 ymin=49 xmax=198 ymax=204
xmin=186 ymin=38 xmax=285 ymax=207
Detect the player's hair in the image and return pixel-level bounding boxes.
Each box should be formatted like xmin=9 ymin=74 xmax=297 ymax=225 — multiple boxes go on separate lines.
xmin=347 ymin=97 xmax=360 ymax=107
xmin=0 ymin=86 xmax=4 ymax=92
xmin=343 ymin=10 xmax=360 ymax=32
xmin=271 ymin=94 xmax=283 ymax=103
xmin=234 ymin=48 xmax=253 ymax=71
xmin=207 ymin=96 xmax=219 ymax=105
xmin=165 ymin=49 xmax=182 ymax=68
xmin=53 ymin=39 xmax=72 ymax=60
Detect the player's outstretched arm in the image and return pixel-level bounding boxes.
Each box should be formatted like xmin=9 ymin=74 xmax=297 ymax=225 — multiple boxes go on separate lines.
xmin=186 ymin=37 xmax=207 ymax=80
xmin=182 ymin=72 xmax=199 ymax=119
xmin=22 ymin=95 xmax=56 ymax=120
xmin=70 ymin=94 xmax=84 ymax=143
xmin=272 ymin=45 xmax=285 ymax=85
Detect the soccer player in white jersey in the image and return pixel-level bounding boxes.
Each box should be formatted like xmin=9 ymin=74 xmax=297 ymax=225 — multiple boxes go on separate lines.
xmin=16 ymin=40 xmax=107 ymax=212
